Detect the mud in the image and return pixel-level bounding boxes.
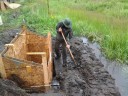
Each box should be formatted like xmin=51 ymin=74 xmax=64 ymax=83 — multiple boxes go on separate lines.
xmin=0 ymin=28 xmax=121 ymax=96
xmin=0 ymin=79 xmax=29 ymax=96
xmin=52 ymin=37 xmax=121 ymax=96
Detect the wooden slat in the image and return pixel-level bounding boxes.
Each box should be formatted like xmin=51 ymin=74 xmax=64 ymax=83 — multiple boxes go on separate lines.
xmin=47 ymin=32 xmax=53 ymax=82
xmin=5 ymin=44 xmax=14 ymax=47
xmin=0 ymin=55 xmax=7 ymax=78
xmin=42 ymin=53 xmax=49 ymax=86
xmin=26 ymin=52 xmax=46 ymax=55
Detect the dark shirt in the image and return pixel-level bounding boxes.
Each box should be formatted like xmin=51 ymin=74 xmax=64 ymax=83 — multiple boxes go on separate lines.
xmin=56 ymin=22 xmax=73 ymax=42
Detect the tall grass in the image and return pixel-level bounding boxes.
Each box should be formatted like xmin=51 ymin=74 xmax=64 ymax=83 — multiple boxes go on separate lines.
xmin=0 ymin=0 xmax=128 ymax=63
xmin=49 ymin=0 xmax=128 ymax=63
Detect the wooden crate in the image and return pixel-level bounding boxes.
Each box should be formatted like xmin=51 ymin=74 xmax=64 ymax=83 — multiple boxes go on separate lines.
xmin=0 ymin=26 xmax=53 ymax=91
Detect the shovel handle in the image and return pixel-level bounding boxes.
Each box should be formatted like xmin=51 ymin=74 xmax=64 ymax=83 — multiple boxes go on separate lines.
xmin=60 ymin=31 xmax=76 ymax=65
xmin=60 ymin=31 xmax=68 ymax=45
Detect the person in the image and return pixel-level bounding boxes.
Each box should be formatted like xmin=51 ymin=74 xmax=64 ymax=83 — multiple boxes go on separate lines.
xmin=55 ymin=18 xmax=73 ymax=67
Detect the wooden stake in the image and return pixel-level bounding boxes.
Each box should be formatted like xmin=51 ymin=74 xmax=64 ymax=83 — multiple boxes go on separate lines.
xmin=0 ymin=55 xmax=7 ymax=78
xmin=42 ymin=53 xmax=49 ymax=86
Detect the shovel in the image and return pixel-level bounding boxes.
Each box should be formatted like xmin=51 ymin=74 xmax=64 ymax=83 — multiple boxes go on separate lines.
xmin=60 ymin=31 xmax=77 ymax=65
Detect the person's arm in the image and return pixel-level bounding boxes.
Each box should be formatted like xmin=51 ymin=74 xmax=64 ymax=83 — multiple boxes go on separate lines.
xmin=66 ymin=29 xmax=73 ymax=49
xmin=56 ymin=22 xmax=62 ymax=33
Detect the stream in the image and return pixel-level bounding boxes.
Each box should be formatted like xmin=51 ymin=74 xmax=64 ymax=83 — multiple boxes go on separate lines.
xmin=81 ymin=37 xmax=128 ymax=96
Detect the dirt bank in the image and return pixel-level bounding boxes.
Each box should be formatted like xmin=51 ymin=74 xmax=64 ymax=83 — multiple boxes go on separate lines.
xmin=0 ymin=28 xmax=20 ymax=52
xmin=0 ymin=28 xmax=121 ymax=96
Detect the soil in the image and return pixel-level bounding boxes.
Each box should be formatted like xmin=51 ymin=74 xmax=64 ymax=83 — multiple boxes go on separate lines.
xmin=0 ymin=28 xmax=121 ymax=96
xmin=0 ymin=28 xmax=20 ymax=52
xmin=52 ymin=38 xmax=121 ymax=96
xmin=0 ymin=79 xmax=29 ymax=96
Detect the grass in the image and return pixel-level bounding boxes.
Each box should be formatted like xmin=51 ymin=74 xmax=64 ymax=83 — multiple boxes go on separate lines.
xmin=0 ymin=0 xmax=128 ymax=63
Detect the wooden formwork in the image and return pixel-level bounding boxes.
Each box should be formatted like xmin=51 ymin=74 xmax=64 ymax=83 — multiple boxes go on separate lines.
xmin=0 ymin=26 xmax=53 ymax=90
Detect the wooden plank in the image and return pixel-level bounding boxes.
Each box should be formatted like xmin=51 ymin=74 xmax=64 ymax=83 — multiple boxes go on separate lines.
xmin=47 ymin=32 xmax=53 ymax=82
xmin=26 ymin=52 xmax=46 ymax=55
xmin=5 ymin=44 xmax=16 ymax=57
xmin=0 ymin=55 xmax=7 ymax=78
xmin=6 ymin=65 xmax=44 ymax=87
xmin=42 ymin=54 xmax=49 ymax=86
xmin=5 ymin=44 xmax=14 ymax=47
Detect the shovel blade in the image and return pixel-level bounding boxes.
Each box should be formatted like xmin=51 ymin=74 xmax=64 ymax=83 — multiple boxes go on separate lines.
xmin=51 ymin=79 xmax=60 ymax=86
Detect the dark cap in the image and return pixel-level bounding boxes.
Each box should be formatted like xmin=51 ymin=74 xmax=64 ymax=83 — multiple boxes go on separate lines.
xmin=62 ymin=18 xmax=72 ymax=28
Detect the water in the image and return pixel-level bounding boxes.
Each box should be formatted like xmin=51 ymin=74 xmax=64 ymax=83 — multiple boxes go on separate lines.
xmin=81 ymin=37 xmax=128 ymax=96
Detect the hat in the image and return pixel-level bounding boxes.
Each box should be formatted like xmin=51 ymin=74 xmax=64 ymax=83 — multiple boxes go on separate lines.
xmin=62 ymin=18 xmax=72 ymax=28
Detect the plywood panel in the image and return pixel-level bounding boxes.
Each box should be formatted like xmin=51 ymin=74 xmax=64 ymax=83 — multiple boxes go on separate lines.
xmin=47 ymin=32 xmax=53 ymax=82
xmin=0 ymin=55 xmax=6 ymax=78
xmin=4 ymin=30 xmax=27 ymax=60
xmin=6 ymin=65 xmax=44 ymax=87
xmin=26 ymin=31 xmax=48 ymax=44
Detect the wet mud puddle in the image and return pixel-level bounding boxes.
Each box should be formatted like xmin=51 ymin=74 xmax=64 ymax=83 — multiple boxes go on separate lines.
xmin=81 ymin=37 xmax=128 ymax=96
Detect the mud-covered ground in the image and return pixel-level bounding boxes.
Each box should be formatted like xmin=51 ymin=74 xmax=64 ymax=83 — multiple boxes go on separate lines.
xmin=52 ymin=38 xmax=121 ymax=96
xmin=0 ymin=28 xmax=121 ymax=96
xmin=0 ymin=79 xmax=29 ymax=96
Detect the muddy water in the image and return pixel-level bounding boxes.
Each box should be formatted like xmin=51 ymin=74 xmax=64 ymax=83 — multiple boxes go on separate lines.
xmin=81 ymin=37 xmax=128 ymax=96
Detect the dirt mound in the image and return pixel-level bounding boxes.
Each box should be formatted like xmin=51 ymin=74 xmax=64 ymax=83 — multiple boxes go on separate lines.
xmin=53 ymin=37 xmax=121 ymax=96
xmin=0 ymin=79 xmax=29 ymax=96
xmin=0 ymin=28 xmax=20 ymax=52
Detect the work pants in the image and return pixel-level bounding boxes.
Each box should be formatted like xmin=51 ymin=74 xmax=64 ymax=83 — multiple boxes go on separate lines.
xmin=55 ymin=40 xmax=67 ymax=64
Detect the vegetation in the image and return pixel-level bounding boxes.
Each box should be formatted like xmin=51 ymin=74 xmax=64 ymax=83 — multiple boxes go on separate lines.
xmin=0 ymin=0 xmax=128 ymax=63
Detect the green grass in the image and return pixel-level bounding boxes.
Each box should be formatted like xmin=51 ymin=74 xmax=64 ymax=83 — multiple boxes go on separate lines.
xmin=0 ymin=0 xmax=128 ymax=63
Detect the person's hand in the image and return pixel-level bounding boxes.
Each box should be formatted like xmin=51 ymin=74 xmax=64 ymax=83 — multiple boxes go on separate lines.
xmin=58 ymin=27 xmax=62 ymax=32
xmin=66 ymin=44 xmax=70 ymax=49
